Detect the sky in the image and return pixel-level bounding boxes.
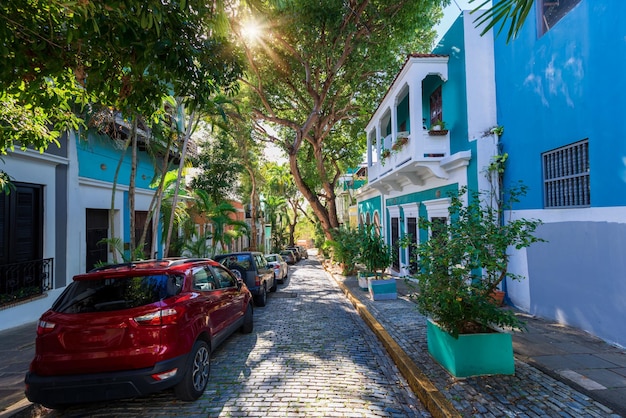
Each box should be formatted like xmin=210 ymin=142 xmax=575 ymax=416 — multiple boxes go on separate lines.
xmin=434 ymin=0 xmax=491 ymax=44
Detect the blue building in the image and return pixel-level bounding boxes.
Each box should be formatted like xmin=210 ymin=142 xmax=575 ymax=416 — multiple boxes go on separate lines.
xmin=493 ymin=0 xmax=626 ymax=347
xmin=357 ymin=0 xmax=625 ymax=348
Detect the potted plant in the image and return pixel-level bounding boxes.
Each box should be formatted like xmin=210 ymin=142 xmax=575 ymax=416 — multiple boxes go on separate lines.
xmin=428 ymin=120 xmax=448 ymax=136
xmin=381 ymin=148 xmax=391 ymax=159
xmin=357 ymin=225 xmax=395 ymax=300
xmin=409 ymin=184 xmax=543 ymax=377
xmin=391 ymin=136 xmax=408 ymax=152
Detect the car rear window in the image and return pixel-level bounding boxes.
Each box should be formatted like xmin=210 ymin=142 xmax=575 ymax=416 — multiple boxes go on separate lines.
xmin=52 ymin=274 xmax=182 ymax=314
xmin=217 ymin=255 xmax=252 ymax=271
xmin=266 ymin=255 xmax=277 ymax=262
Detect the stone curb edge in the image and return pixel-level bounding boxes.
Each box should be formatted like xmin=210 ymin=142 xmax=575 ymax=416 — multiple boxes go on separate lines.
xmin=330 ymin=272 xmax=461 ymax=418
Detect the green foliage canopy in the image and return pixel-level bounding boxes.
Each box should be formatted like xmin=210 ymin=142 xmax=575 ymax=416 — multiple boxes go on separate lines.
xmin=0 ymin=0 xmax=243 ymax=153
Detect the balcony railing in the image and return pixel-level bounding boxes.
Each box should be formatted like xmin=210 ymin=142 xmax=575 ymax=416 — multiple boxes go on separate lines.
xmin=0 ymin=258 xmax=54 ymax=308
xmin=369 ymin=129 xmax=451 ymax=183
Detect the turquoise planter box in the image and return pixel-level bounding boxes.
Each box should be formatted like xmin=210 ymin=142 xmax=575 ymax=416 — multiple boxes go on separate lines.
xmin=367 ymin=278 xmax=397 ymax=300
xmin=427 ymin=320 xmax=514 ymax=378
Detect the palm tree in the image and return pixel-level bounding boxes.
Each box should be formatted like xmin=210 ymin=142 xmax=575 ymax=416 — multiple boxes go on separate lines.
xmin=263 ymin=194 xmax=288 ymax=252
xmin=191 ymin=190 xmax=249 ymax=256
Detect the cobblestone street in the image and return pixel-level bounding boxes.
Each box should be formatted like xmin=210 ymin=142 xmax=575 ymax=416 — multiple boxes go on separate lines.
xmin=24 ymin=258 xmax=429 ymax=418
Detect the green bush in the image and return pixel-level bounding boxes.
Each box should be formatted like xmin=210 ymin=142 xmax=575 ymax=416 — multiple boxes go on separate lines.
xmin=357 ymin=224 xmax=391 ymax=279
xmin=410 ymin=185 xmax=543 ymax=338
xmin=326 ymin=225 xmax=361 ymax=275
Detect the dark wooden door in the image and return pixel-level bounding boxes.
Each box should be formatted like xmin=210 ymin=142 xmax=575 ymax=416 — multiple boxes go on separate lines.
xmin=86 ymin=209 xmax=109 ymax=271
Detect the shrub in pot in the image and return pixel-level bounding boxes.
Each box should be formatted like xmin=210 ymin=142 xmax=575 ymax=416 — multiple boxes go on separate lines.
xmin=410 ymin=185 xmax=544 ymax=376
xmin=357 ymin=224 xmax=391 ymax=279
xmin=326 ymin=225 xmax=361 ymax=276
xmin=357 ymin=225 xmax=396 ymax=299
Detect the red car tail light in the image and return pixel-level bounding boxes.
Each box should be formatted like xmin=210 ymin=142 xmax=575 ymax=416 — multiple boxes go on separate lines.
xmin=36 ymin=320 xmax=56 ymax=336
xmin=255 ymin=275 xmax=261 ymax=286
xmin=151 ymin=368 xmax=178 ymax=381
xmin=133 ymin=308 xmax=181 ymax=326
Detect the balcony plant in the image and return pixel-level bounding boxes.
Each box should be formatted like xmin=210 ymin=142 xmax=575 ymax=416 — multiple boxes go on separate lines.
xmin=428 ymin=119 xmax=448 ymax=136
xmin=408 ymin=183 xmax=544 ymax=376
xmin=391 ymin=136 xmax=408 ymax=152
xmin=381 ymin=148 xmax=391 ymax=159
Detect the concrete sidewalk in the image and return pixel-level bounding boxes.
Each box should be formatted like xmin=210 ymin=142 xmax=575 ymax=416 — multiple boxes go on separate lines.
xmin=332 ymin=271 xmax=625 ymax=417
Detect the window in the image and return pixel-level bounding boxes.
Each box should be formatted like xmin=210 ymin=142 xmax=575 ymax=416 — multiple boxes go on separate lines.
xmin=542 ymin=139 xmax=589 ymax=208
xmin=538 ymin=0 xmax=582 ymax=36
xmin=53 ymin=274 xmax=178 ymax=313
xmin=431 ymin=217 xmax=448 ymax=239
xmin=429 ymin=86 xmax=442 ymax=127
xmin=212 ymin=265 xmax=237 ymax=288
xmin=192 ymin=267 xmax=216 ymax=291
xmin=0 ymin=183 xmax=43 ymax=265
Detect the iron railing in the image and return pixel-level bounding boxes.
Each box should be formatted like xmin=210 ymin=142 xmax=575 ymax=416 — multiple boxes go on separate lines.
xmin=0 ymin=258 xmax=54 ymax=308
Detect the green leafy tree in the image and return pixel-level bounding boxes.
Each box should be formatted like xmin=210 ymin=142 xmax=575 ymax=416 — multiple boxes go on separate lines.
xmin=1 ymin=0 xmax=242 ymax=153
xmin=191 ymin=133 xmax=243 ymax=204
xmin=230 ymin=0 xmax=444 ymax=240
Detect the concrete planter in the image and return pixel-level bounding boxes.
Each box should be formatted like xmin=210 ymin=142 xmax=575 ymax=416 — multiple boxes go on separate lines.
xmin=427 ymin=319 xmax=514 ymax=378
xmin=367 ymin=277 xmax=397 ymax=300
xmin=357 ymin=272 xmax=370 ymax=291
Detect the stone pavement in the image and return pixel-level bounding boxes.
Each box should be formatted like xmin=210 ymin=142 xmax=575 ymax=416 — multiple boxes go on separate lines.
xmin=330 ymin=267 xmax=626 ymax=417
xmin=1 ymin=255 xmax=625 ymax=417
xmin=0 ymin=256 xmax=429 ymax=418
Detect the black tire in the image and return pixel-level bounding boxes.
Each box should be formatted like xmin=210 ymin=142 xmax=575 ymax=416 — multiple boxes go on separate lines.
xmin=240 ymin=304 xmax=253 ymax=334
xmin=231 ymin=266 xmax=245 ymax=281
xmin=270 ymin=277 xmax=278 ymax=292
xmin=174 ymin=340 xmax=211 ymax=401
xmin=255 ymin=285 xmax=267 ymax=307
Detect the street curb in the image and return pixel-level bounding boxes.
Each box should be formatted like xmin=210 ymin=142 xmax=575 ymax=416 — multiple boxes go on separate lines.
xmin=332 ymin=274 xmax=460 ymax=418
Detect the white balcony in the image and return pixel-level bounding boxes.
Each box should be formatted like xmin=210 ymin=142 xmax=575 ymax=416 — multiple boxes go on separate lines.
xmin=367 ymin=129 xmax=470 ymax=192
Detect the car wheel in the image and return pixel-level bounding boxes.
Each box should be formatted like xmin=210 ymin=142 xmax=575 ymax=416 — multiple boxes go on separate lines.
xmin=174 ymin=340 xmax=211 ymax=401
xmin=270 ymin=277 xmax=278 ymax=292
xmin=255 ymin=285 xmax=267 ymax=307
xmin=240 ymin=304 xmax=253 ymax=334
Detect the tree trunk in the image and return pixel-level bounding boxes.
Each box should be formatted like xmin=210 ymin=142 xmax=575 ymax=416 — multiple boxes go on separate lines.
xmin=245 ymin=165 xmax=258 ymax=251
xmin=109 ymin=137 xmax=131 ymax=264
xmin=288 ymin=151 xmax=337 ymax=241
xmin=129 ymin=118 xmax=138 ymax=258
xmin=164 ymin=109 xmax=195 ymax=257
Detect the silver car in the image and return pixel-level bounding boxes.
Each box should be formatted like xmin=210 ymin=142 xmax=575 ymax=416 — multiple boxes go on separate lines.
xmin=265 ymin=253 xmax=289 ymax=283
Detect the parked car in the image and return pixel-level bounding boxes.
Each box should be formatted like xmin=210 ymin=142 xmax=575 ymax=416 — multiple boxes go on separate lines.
xmin=296 ymin=245 xmax=309 ymax=259
xmin=25 ymin=258 xmax=253 ymax=409
xmin=280 ymin=249 xmax=297 ymax=265
xmin=213 ymin=252 xmax=276 ymax=307
xmin=265 ymin=253 xmax=288 ymax=283
xmin=285 ymin=246 xmax=302 ymax=262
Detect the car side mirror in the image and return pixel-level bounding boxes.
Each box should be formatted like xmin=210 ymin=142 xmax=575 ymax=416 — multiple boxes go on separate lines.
xmin=236 ymin=277 xmax=244 ymax=290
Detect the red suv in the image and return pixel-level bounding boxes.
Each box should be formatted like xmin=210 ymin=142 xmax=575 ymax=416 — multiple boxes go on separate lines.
xmin=25 ymin=258 xmax=253 ymax=408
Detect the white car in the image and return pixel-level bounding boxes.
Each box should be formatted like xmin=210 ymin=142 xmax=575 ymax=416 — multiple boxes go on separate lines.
xmin=265 ymin=253 xmax=289 ymax=283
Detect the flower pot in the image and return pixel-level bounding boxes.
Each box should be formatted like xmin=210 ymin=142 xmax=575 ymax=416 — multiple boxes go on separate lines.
xmin=489 ymin=290 xmax=505 ymax=307
xmin=428 ymin=129 xmax=448 ymax=136
xmin=426 ymin=319 xmax=514 ymax=378
xmin=367 ymin=277 xmax=397 ymax=300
